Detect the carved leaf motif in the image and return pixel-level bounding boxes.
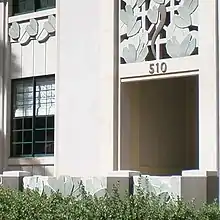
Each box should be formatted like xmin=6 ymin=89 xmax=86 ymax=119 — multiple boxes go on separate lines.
xmin=166 ymin=36 xmax=181 ymax=58
xmin=9 ymin=22 xmax=20 ymax=40
xmin=190 ymin=30 xmax=198 ymax=47
xmin=166 ymin=33 xmax=196 ymax=58
xmin=120 ymin=20 xmax=127 ymax=35
xmin=44 ymin=22 xmax=55 ymax=34
xmin=48 ymin=15 xmax=56 ymax=29
xmin=153 ymin=0 xmax=165 ymax=4
xmin=133 ymin=6 xmax=140 ymax=16
xmin=26 ymin=19 xmax=38 ymax=37
xmin=127 ymin=17 xmax=141 ymax=37
xmin=179 ymin=33 xmax=196 ymax=56
xmin=121 ymin=9 xmax=130 ymax=25
xmin=120 ymin=6 xmax=134 ymax=26
xmin=183 ymin=0 xmax=198 ymax=14
xmin=147 ymin=6 xmax=159 ymax=24
xmin=137 ymin=0 xmax=145 ymax=7
xmin=173 ymin=6 xmax=192 ymax=28
xmin=124 ymin=0 xmax=137 ymax=8
xmin=35 ymin=178 xmax=44 ymax=195
xmin=120 ymin=34 xmax=139 ymax=58
xmin=166 ymin=22 xmax=189 ymax=42
xmin=20 ymin=31 xmax=31 ymax=45
xmin=136 ymin=44 xmax=148 ymax=62
xmin=123 ymin=44 xmax=137 ymax=63
xmin=139 ymin=29 xmax=148 ymax=45
xmin=125 ymin=4 xmax=133 ymax=16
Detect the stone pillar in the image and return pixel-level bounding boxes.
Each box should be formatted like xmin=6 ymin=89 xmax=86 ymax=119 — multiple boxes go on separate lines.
xmin=181 ymin=170 xmax=218 ymax=207
xmin=56 ymin=0 xmax=118 ymax=176
xmin=2 ymin=171 xmax=31 ymax=190
xmin=199 ymin=0 xmax=218 ymax=171
xmin=107 ymin=171 xmax=140 ymax=197
xmin=0 ymin=0 xmax=6 ymax=173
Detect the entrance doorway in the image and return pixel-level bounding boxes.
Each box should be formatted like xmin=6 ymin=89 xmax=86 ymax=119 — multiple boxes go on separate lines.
xmin=120 ymin=75 xmax=199 ymax=175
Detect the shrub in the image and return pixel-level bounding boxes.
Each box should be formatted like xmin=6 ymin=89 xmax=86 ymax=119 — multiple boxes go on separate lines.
xmin=0 ymin=185 xmax=219 ymax=220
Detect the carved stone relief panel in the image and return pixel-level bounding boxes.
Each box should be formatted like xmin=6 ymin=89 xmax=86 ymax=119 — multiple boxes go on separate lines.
xmin=9 ymin=15 xmax=56 ymax=46
xmin=120 ymin=0 xmax=198 ymax=64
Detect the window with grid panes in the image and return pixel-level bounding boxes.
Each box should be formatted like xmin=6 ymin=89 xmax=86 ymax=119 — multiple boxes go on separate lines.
xmin=12 ymin=0 xmax=56 ymax=15
xmin=11 ymin=75 xmax=55 ymax=157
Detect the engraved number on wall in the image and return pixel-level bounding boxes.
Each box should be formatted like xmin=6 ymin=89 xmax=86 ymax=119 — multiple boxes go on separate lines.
xmin=149 ymin=62 xmax=167 ymax=74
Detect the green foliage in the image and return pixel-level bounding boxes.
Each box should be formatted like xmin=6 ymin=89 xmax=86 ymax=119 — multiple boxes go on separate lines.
xmin=0 ymin=185 xmax=219 ymax=220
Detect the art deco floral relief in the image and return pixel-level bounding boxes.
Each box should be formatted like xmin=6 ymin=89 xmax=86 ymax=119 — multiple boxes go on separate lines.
xmin=120 ymin=0 xmax=198 ymax=64
xmin=9 ymin=15 xmax=56 ymax=45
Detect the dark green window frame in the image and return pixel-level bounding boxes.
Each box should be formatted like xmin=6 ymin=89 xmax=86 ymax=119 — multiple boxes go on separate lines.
xmin=12 ymin=0 xmax=56 ymax=16
xmin=11 ymin=75 xmax=55 ymax=157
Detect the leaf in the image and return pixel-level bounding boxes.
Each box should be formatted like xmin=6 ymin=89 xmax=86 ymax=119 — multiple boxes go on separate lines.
xmin=120 ymin=22 xmax=127 ymax=35
xmin=26 ymin=19 xmax=38 ymax=37
xmin=180 ymin=33 xmax=196 ymax=56
xmin=166 ymin=22 xmax=189 ymax=43
xmin=137 ymin=0 xmax=145 ymax=7
xmin=48 ymin=15 xmax=56 ymax=29
xmin=166 ymin=36 xmax=180 ymax=58
xmin=44 ymin=21 xmax=55 ymax=34
xmin=127 ymin=17 xmax=141 ymax=37
xmin=139 ymin=29 xmax=148 ymax=45
xmin=124 ymin=0 xmax=137 ymax=8
xmin=173 ymin=6 xmax=192 ymax=28
xmin=136 ymin=44 xmax=148 ymax=62
xmin=146 ymin=6 xmax=159 ymax=24
xmin=123 ymin=44 xmax=137 ymax=63
xmin=9 ymin=22 xmax=20 ymax=40
xmin=183 ymin=0 xmax=198 ymax=14
xmin=125 ymin=4 xmax=133 ymax=16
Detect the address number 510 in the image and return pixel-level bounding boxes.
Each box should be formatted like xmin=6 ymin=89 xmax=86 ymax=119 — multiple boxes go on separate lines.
xmin=149 ymin=62 xmax=168 ymax=74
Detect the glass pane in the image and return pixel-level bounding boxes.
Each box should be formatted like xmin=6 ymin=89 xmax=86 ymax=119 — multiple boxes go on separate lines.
xmin=14 ymin=108 xmax=24 ymax=118
xmin=36 ymin=103 xmax=47 ymax=116
xmin=47 ymin=103 xmax=55 ymax=115
xmin=46 ymin=130 xmax=54 ymax=141
xmin=24 ymin=118 xmax=32 ymax=129
xmin=35 ymin=130 xmax=45 ymax=142
xmin=12 ymin=131 xmax=22 ymax=143
xmin=35 ymin=76 xmax=55 ymax=116
xmin=24 ymin=105 xmax=33 ymax=116
xmin=34 ymin=143 xmax=45 ymax=155
xmin=13 ymin=119 xmax=23 ymax=130
xmin=35 ymin=117 xmax=46 ymax=129
xmin=25 ymin=0 xmax=35 ymax=12
xmin=12 ymin=144 xmax=22 ymax=156
xmin=12 ymin=79 xmax=33 ymax=118
xmin=23 ymin=131 xmax=32 ymax=142
xmin=35 ymin=0 xmax=55 ymax=10
xmin=47 ymin=116 xmax=54 ymax=128
xmin=46 ymin=142 xmax=54 ymax=154
xmin=23 ymin=143 xmax=32 ymax=155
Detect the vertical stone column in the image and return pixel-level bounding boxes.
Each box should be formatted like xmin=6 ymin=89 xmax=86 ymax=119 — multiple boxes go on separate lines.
xmin=181 ymin=170 xmax=218 ymax=207
xmin=0 ymin=0 xmax=5 ymax=173
xmin=56 ymin=0 xmax=118 ymax=176
xmin=2 ymin=171 xmax=31 ymax=190
xmin=199 ymin=0 xmax=218 ymax=170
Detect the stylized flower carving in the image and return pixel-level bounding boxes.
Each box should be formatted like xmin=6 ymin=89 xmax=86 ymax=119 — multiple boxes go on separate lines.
xmin=9 ymin=22 xmax=20 ymax=40
xmin=120 ymin=0 xmax=199 ymax=63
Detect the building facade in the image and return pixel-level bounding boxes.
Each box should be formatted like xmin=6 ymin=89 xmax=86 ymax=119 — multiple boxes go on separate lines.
xmin=0 ymin=0 xmax=218 ymax=177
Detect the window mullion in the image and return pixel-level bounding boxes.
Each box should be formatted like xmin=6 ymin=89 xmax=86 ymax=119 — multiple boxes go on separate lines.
xmin=32 ymin=77 xmax=36 ymax=157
